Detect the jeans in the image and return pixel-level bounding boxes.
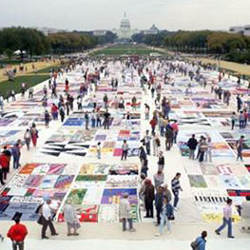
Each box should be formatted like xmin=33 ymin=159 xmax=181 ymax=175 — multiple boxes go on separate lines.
xmin=216 ymin=217 xmax=233 ymax=237
xmin=239 ymin=120 xmax=244 ymax=129
xmin=189 ymin=149 xmax=195 ymax=159
xmin=146 ymin=142 xmax=150 ymax=155
xmin=237 ymin=147 xmax=243 ymax=161
xmin=121 ymin=150 xmax=128 ymax=160
xmin=159 ymin=213 xmax=171 ymax=234
xmin=13 ymin=158 xmax=19 ymax=169
xmin=122 ymin=218 xmax=133 ymax=231
xmin=173 ymin=192 xmax=179 ymax=208
xmin=12 ymin=241 xmax=24 ymax=250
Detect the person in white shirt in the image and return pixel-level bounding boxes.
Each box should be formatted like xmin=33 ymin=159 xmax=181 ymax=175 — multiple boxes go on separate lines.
xmin=215 ymin=198 xmax=234 ymax=238
xmin=41 ymin=199 xmax=58 ymax=239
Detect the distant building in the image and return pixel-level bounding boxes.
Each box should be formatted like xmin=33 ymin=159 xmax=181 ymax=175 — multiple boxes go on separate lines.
xmin=142 ymin=25 xmax=159 ymax=35
xmin=113 ymin=12 xmax=137 ymax=39
xmin=35 ymin=27 xmax=67 ymax=35
xmin=229 ymin=25 xmax=250 ymax=36
xmin=93 ymin=30 xmax=108 ymax=36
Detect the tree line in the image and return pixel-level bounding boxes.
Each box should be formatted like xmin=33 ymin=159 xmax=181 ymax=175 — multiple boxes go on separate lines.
xmin=132 ymin=30 xmax=250 ymax=64
xmin=0 ymin=27 xmax=117 ymax=60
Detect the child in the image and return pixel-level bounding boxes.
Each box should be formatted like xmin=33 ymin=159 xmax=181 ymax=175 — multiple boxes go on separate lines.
xmin=97 ymin=142 xmax=101 ymax=159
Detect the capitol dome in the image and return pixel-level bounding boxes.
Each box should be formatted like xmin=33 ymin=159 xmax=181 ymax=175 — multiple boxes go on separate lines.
xmin=120 ymin=13 xmax=131 ymax=30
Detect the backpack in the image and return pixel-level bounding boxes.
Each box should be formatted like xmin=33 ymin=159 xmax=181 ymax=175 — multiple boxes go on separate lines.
xmin=190 ymin=238 xmax=202 ymax=250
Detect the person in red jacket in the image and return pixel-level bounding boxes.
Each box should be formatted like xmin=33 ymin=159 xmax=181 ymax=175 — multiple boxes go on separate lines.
xmin=7 ymin=217 xmax=28 ymax=250
xmin=0 ymin=152 xmax=10 ymax=180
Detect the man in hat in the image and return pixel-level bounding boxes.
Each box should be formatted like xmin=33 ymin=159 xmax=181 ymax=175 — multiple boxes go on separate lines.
xmin=7 ymin=214 xmax=28 ymax=250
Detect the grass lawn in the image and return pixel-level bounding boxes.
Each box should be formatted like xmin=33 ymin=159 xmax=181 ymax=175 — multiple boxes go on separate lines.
xmin=0 ymin=74 xmax=49 ymax=98
xmin=91 ymin=44 xmax=165 ymax=56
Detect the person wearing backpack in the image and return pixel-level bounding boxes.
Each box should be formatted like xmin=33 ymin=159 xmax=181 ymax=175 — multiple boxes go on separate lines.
xmin=191 ymin=231 xmax=207 ymax=250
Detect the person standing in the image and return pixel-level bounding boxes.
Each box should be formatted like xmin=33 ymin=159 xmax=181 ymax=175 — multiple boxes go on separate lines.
xmin=23 ymin=129 xmax=31 ymax=150
xmin=44 ymin=110 xmax=50 ymax=128
xmin=121 ymin=140 xmax=129 ymax=160
xmin=187 ymin=134 xmax=198 ymax=160
xmin=144 ymin=179 xmax=155 ymax=218
xmin=165 ymin=125 xmax=174 ymax=151
xmin=236 ymin=135 xmax=244 ymax=161
xmin=171 ymin=120 xmax=179 ymax=144
xmin=157 ymin=151 xmax=165 ymax=171
xmin=7 ymin=216 xmax=28 ymax=250
xmin=191 ymin=231 xmax=207 ymax=250
xmin=97 ymin=142 xmax=101 ymax=159
xmin=199 ymin=138 xmax=208 ymax=163
xmin=41 ymin=199 xmax=58 ymax=239
xmin=11 ymin=143 xmax=20 ymax=169
xmin=59 ymin=106 xmax=65 ymax=123
xmin=215 ymin=199 xmax=234 ymax=238
xmin=84 ymin=112 xmax=89 ymax=130
xmin=231 ymin=112 xmax=237 ymax=130
xmin=30 ymin=124 xmax=38 ymax=148
xmin=144 ymin=130 xmax=151 ymax=155
xmin=153 ymin=170 xmax=165 ymax=189
xmin=171 ymin=173 xmax=182 ymax=210
xmin=103 ymin=109 xmax=110 ymax=130
xmin=63 ymin=200 xmax=80 ymax=236
xmin=119 ymin=193 xmax=136 ymax=232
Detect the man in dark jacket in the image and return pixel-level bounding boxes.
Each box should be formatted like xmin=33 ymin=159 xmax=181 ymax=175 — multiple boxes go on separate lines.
xmin=187 ymin=134 xmax=198 ymax=160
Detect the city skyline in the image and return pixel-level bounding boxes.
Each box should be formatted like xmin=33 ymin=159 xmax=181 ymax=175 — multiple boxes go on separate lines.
xmin=1 ymin=0 xmax=250 ymax=31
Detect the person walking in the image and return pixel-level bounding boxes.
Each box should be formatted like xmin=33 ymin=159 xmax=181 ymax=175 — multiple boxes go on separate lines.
xmin=7 ymin=216 xmax=28 ymax=250
xmin=155 ymin=186 xmax=164 ymax=226
xmin=155 ymin=196 xmax=174 ymax=236
xmin=171 ymin=173 xmax=182 ymax=210
xmin=191 ymin=231 xmax=207 ymax=250
xmin=119 ymin=193 xmax=136 ymax=232
xmin=236 ymin=135 xmax=244 ymax=161
xmin=215 ymin=199 xmax=234 ymax=238
xmin=121 ymin=140 xmax=129 ymax=160
xmin=63 ymin=200 xmax=80 ymax=236
xmin=41 ymin=199 xmax=58 ymax=239
xmin=144 ymin=179 xmax=155 ymax=218
xmin=187 ymin=134 xmax=198 ymax=160
xmin=24 ymin=129 xmax=31 ymax=150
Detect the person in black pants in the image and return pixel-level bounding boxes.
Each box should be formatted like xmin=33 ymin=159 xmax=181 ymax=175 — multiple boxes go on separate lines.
xmin=144 ymin=179 xmax=155 ymax=218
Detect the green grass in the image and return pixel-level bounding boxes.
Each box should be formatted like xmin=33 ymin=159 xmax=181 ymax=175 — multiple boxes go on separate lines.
xmin=91 ymin=44 xmax=165 ymax=56
xmin=0 ymin=74 xmax=49 ymax=98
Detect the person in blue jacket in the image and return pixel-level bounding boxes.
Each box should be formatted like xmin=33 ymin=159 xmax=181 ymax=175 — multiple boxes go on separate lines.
xmin=194 ymin=231 xmax=207 ymax=250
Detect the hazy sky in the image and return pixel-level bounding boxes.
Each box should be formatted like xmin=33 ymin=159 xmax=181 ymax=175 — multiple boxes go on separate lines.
xmin=1 ymin=0 xmax=250 ymax=31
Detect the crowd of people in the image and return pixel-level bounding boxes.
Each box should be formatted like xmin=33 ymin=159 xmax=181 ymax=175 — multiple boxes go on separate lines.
xmin=1 ymin=56 xmax=250 ymax=250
